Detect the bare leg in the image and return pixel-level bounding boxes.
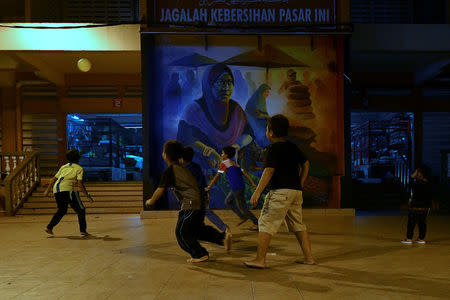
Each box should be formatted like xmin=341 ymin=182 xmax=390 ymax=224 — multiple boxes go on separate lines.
xmin=244 ymin=231 xmax=272 ymax=268
xmin=294 ymin=231 xmax=315 ymax=264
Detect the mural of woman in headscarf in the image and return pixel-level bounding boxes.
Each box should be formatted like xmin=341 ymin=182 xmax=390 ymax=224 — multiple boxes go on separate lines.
xmin=245 ymin=84 xmax=271 ymax=148
xmin=177 ymin=63 xmax=255 ymax=173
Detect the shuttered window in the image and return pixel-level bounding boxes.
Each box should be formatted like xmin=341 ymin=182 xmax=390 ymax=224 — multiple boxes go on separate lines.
xmin=22 ymin=114 xmax=59 ymax=177
xmin=5 ymin=0 xmax=139 ymax=23
xmin=63 ymin=0 xmax=138 ymax=23
xmin=351 ymin=0 xmax=413 ymax=23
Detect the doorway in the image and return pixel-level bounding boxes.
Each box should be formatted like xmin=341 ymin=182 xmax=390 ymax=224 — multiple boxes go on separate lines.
xmin=350 ymin=112 xmax=414 ymax=209
xmin=67 ymin=114 xmax=142 ymax=181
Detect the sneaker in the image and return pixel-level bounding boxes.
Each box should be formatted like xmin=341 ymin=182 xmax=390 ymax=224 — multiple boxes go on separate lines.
xmin=415 ymin=240 xmax=426 ymax=244
xmin=45 ymin=228 xmax=54 ymax=235
xmin=401 ymin=239 xmax=413 ymax=244
xmin=80 ymin=232 xmax=91 ymax=237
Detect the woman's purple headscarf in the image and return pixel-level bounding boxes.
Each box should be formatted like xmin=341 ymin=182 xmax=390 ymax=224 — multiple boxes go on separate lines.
xmin=202 ymin=63 xmax=234 ymax=102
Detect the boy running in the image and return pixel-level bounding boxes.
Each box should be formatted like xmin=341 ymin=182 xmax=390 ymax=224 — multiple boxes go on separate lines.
xmin=146 ymin=140 xmax=231 ymax=263
xmin=44 ymin=149 xmax=93 ymax=236
xmin=207 ymin=146 xmax=259 ymax=228
xmin=245 ymin=114 xmax=315 ymax=268
xmin=181 ymin=146 xmax=231 ymax=236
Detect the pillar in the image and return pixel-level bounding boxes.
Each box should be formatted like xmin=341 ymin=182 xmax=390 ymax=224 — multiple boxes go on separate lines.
xmin=413 ymin=88 xmax=423 ymax=169
xmin=57 ymin=88 xmax=68 ymax=166
xmin=1 ymin=87 xmax=18 ymax=152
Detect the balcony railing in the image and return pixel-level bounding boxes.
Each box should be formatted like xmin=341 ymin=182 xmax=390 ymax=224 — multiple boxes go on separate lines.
xmin=1 ymin=152 xmax=40 ymax=216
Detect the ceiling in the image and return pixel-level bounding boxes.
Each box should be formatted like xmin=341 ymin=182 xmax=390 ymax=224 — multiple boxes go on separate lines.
xmin=0 ymin=50 xmax=140 ymax=86
xmin=13 ymin=51 xmax=141 ymax=74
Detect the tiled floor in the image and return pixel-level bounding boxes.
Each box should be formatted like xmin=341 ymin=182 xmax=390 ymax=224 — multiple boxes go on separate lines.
xmin=0 ymin=212 xmax=449 ymax=299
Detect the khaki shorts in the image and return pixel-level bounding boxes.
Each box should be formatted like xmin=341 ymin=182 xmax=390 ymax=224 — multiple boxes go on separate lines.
xmin=259 ymin=189 xmax=307 ymax=236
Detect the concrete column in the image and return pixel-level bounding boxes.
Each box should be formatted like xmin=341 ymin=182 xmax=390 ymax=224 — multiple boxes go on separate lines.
xmin=57 ymin=88 xmax=68 ymax=167
xmin=413 ymin=88 xmax=423 ymax=169
xmin=1 ymin=87 xmax=17 ymax=152
xmin=15 ymin=88 xmax=22 ymax=151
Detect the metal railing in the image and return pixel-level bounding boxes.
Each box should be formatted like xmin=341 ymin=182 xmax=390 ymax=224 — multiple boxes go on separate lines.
xmin=395 ymin=159 xmax=411 ymax=189
xmin=2 ymin=152 xmax=40 ymax=216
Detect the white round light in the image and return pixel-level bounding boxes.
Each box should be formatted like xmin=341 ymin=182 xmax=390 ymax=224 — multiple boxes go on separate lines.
xmin=77 ymin=58 xmax=92 ymax=72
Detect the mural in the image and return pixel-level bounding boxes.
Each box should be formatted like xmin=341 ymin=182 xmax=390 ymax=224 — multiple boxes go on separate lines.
xmin=146 ymin=35 xmax=341 ymax=209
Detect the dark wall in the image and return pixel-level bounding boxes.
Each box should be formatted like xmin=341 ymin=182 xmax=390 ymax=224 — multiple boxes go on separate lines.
xmin=414 ymin=0 xmax=449 ymax=24
xmin=422 ymin=112 xmax=450 ymax=178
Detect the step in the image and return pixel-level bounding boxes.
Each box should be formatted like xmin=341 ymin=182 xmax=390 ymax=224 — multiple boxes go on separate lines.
xmin=28 ymin=196 xmax=142 ymax=202
xmin=85 ymin=183 xmax=143 ymax=187
xmin=17 ymin=207 xmax=141 ymax=214
xmin=41 ymin=170 xmax=59 ymax=176
xmin=17 ymin=181 xmax=145 ymax=215
xmin=23 ymin=201 xmax=142 ymax=208
xmin=37 ymin=183 xmax=143 ymax=191
xmin=35 ymin=185 xmax=143 ymax=195
xmin=32 ymin=191 xmax=143 ymax=197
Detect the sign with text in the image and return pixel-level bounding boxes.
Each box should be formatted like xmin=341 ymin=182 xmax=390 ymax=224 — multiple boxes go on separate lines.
xmin=152 ymin=0 xmax=335 ymax=26
xmin=112 ymin=98 xmax=123 ymax=108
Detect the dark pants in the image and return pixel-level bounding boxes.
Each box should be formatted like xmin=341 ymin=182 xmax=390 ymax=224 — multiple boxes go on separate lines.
xmin=407 ymin=209 xmax=428 ymax=240
xmin=225 ymin=189 xmax=258 ymax=225
xmin=175 ymin=210 xmax=225 ymax=258
xmin=205 ymin=208 xmax=227 ymax=232
xmin=47 ymin=191 xmax=87 ymax=233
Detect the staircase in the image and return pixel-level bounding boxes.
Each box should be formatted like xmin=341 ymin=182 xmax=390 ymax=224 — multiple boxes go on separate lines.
xmin=17 ymin=181 xmax=143 ymax=215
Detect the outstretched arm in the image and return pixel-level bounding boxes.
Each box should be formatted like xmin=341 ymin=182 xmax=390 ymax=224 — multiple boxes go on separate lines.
xmin=43 ymin=177 xmax=58 ymax=197
xmin=194 ymin=141 xmax=221 ymax=161
xmin=250 ymin=167 xmax=274 ymax=207
xmin=78 ymin=180 xmax=94 ymax=202
xmin=145 ymin=187 xmax=166 ymax=207
xmin=299 ymin=160 xmax=310 ymax=188
xmin=207 ymin=173 xmax=221 ymax=190
xmin=242 ymin=170 xmax=257 ymax=189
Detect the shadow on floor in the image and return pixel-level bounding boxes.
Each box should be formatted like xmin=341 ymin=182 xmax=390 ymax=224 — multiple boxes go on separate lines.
xmin=50 ymin=234 xmax=122 ymax=241
xmin=115 ymin=230 xmax=450 ymax=298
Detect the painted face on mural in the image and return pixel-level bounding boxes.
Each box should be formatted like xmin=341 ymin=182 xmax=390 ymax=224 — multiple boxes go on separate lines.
xmin=212 ymin=73 xmax=234 ymax=102
xmin=287 ymin=69 xmax=297 ymax=82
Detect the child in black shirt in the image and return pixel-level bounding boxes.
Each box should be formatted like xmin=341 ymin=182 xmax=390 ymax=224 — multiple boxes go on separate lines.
xmin=181 ymin=146 xmax=231 ymax=236
xmin=401 ymin=164 xmax=433 ymax=244
xmin=146 ymin=140 xmax=231 ymax=263
xmin=244 ymin=114 xmax=315 ymax=268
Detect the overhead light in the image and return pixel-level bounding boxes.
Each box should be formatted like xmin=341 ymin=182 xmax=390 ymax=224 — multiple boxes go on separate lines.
xmin=68 ymin=114 xmax=84 ymax=122
xmin=77 ymin=58 xmax=92 ymax=72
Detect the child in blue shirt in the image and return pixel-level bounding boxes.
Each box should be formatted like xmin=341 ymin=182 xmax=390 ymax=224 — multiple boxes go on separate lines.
xmin=207 ymin=146 xmax=258 ymax=228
